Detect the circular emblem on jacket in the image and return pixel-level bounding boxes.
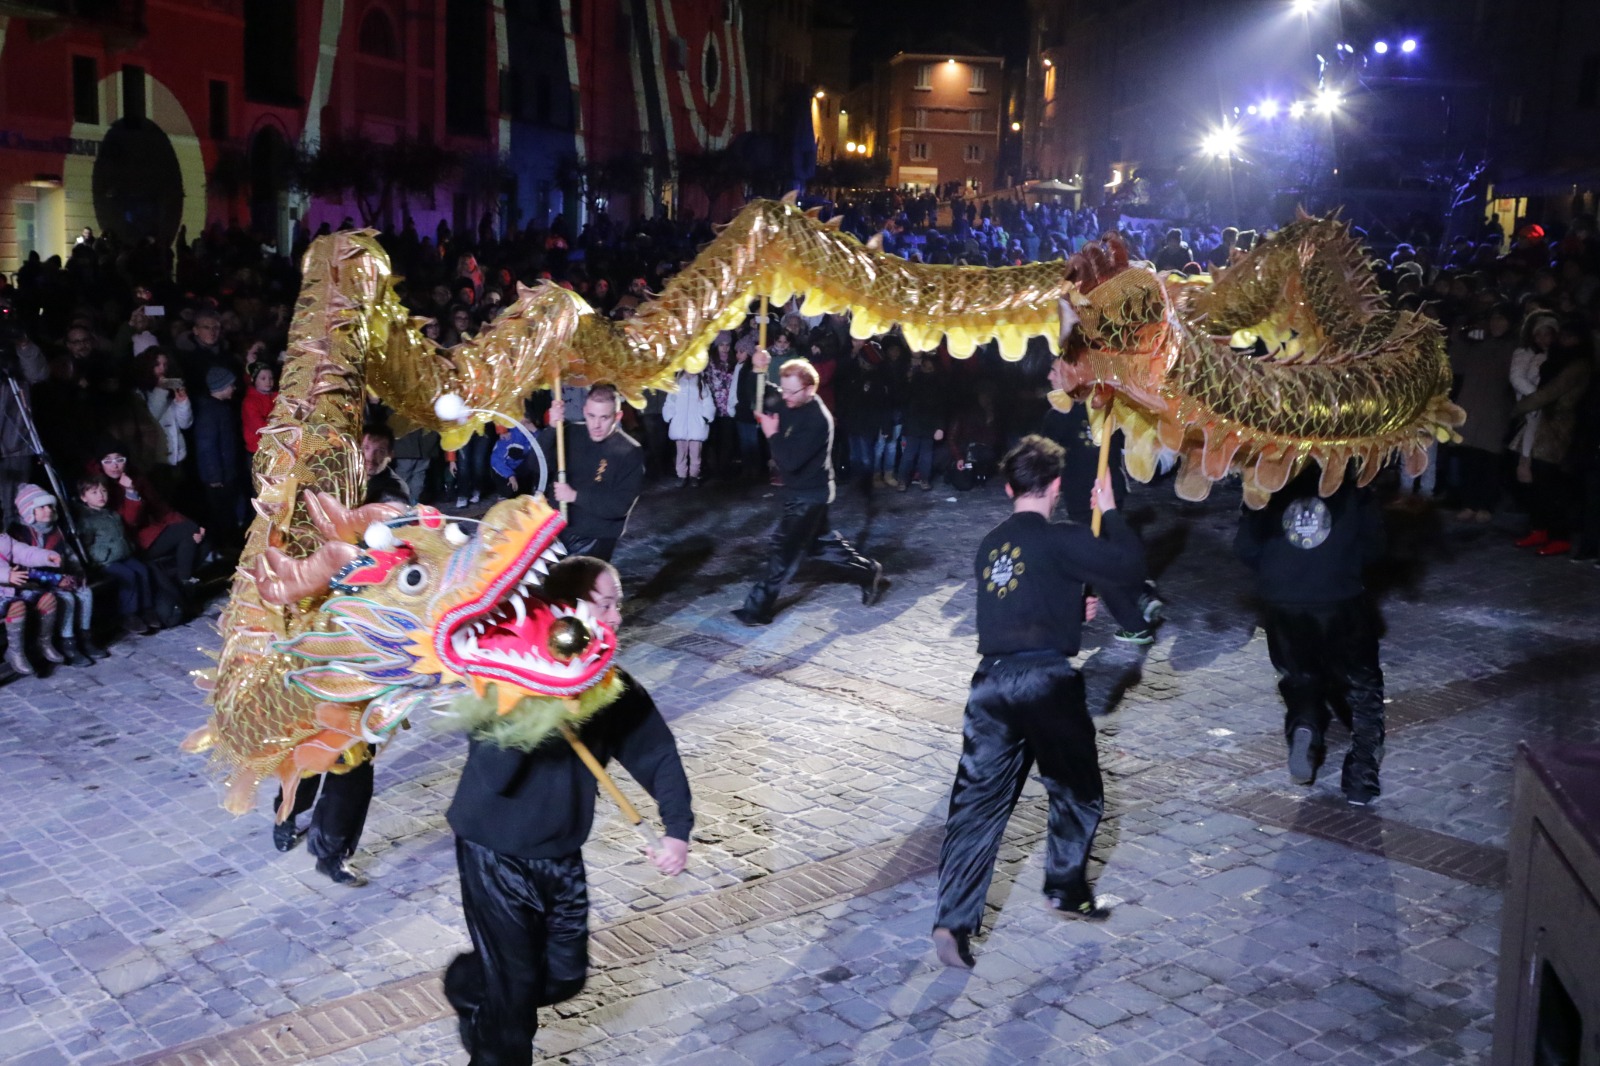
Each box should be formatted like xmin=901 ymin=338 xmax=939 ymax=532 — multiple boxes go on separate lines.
xmin=984 ymin=543 xmax=1025 ymax=598
xmin=1282 ymin=497 xmax=1332 ymax=550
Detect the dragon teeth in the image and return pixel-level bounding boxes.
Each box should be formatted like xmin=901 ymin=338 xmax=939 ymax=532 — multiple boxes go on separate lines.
xmin=511 ymin=594 xmax=527 ymax=626
xmin=531 ymin=560 xmax=549 ymax=577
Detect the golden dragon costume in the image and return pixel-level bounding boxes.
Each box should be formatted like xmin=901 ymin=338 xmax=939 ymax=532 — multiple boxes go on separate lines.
xmin=184 ymin=199 xmax=1461 ymax=816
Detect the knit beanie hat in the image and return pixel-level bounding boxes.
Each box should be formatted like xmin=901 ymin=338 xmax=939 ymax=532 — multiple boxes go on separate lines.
xmin=14 ymin=483 xmax=54 ymax=518
xmin=206 ymin=365 xmax=237 ymax=394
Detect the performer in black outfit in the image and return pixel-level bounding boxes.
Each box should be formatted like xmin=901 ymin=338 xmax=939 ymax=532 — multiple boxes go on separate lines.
xmin=445 ymin=555 xmax=693 ymax=1065
xmin=1039 ymin=359 xmax=1162 ymax=642
xmin=933 ymin=435 xmax=1147 ymax=969
xmin=732 ymin=357 xmax=887 ymax=626
xmin=516 ymin=383 xmax=644 ymax=561
xmin=1234 ymin=466 xmax=1386 ymax=805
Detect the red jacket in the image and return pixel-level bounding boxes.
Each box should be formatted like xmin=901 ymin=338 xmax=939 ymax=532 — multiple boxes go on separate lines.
xmin=242 ymin=388 xmax=276 ymax=453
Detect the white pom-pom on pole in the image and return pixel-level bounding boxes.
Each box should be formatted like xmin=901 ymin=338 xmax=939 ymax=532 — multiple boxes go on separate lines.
xmin=364 ymin=522 xmax=399 ymax=550
xmin=434 ymin=394 xmax=470 ymax=423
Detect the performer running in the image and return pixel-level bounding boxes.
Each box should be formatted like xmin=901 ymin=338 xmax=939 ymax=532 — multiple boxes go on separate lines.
xmin=444 ymin=555 xmax=693 ymax=1065
xmin=516 ymin=384 xmax=644 ymax=562
xmin=1234 ymin=465 xmax=1387 ymax=805
xmin=932 ymin=435 xmax=1146 ymax=969
xmin=732 ymin=356 xmax=886 ymax=626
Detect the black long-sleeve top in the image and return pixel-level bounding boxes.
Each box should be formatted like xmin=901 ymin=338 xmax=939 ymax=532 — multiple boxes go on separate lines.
xmin=1039 ymin=405 xmax=1126 ymax=523
xmin=974 ymin=510 xmax=1147 ymax=656
xmin=1233 ymin=474 xmax=1385 ymax=606
xmin=770 ymin=398 xmax=834 ymax=504
xmin=446 ymin=668 xmax=694 ymax=859
xmin=532 ymin=425 xmax=645 ymax=541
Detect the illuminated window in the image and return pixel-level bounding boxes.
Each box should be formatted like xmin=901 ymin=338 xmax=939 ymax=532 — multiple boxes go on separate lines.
xmin=915 ymin=64 xmax=932 ymax=89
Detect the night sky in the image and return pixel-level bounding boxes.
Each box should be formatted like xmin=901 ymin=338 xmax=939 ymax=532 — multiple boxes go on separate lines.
xmin=845 ymin=0 xmax=1032 ymax=82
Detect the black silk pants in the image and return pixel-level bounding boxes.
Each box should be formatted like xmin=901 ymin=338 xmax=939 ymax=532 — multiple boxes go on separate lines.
xmin=740 ymin=499 xmax=876 ymax=621
xmin=448 ymin=839 xmax=589 ymax=1066
xmin=1263 ymin=596 xmax=1386 ymax=794
xmin=273 ymin=754 xmax=374 ymax=862
xmin=935 ymin=652 xmax=1103 ymax=936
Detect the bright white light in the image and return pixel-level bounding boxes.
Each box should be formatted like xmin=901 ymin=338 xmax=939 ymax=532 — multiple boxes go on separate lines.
xmin=1400 ymin=38 xmax=1417 ymax=53
xmin=1011 ymin=121 xmax=1022 ymax=131
xmin=1373 ymin=40 xmax=1389 ymax=54
xmin=1314 ymin=88 xmax=1342 ymax=114
xmin=1247 ymin=104 xmax=1258 ymax=115
xmin=1201 ymin=125 xmax=1241 ymax=159
xmin=1259 ymin=99 xmax=1280 ymax=118
xmin=1289 ymin=100 xmax=1307 ymax=119
xmin=1292 ymin=0 xmax=1319 ymax=12
xmin=845 ymin=141 xmax=857 ymax=152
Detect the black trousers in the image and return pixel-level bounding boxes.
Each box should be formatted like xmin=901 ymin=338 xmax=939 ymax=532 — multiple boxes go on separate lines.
xmin=273 ymin=753 xmax=374 ymax=862
xmin=935 ymin=652 xmax=1103 ymax=936
xmin=1263 ymin=596 xmax=1385 ymax=793
xmin=448 ymin=840 xmax=589 ymax=1066
xmin=740 ymin=498 xmax=876 ymax=621
xmin=563 ymin=535 xmax=617 ymax=562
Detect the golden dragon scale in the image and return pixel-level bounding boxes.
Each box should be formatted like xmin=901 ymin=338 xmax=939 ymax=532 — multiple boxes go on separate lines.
xmin=184 ymin=201 xmax=1459 ymax=814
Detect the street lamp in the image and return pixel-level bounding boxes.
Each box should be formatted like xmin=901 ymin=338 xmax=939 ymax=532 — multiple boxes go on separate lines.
xmin=1400 ymin=38 xmax=1417 ymax=53
xmin=1258 ymin=99 xmax=1280 ymax=118
xmin=1314 ymin=88 xmax=1342 ymax=115
xmin=1292 ymin=0 xmax=1319 ymax=12
xmin=1373 ymin=40 xmax=1389 ymax=54
xmin=1289 ymin=100 xmax=1307 ymax=119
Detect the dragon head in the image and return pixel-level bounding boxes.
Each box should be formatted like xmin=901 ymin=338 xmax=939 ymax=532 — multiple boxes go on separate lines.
xmin=253 ymin=493 xmax=618 ymax=740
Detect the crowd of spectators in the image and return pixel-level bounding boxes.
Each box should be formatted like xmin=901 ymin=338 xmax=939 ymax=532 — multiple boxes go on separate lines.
xmin=0 ymin=195 xmax=1596 ymax=680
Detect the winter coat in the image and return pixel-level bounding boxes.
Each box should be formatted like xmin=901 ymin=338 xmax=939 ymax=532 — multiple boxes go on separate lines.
xmin=1512 ymin=355 xmax=1593 ymax=467
xmin=241 ymin=387 xmax=276 ymax=453
xmin=70 ymin=504 xmax=133 ymax=567
xmin=140 ymin=386 xmax=193 ymax=465
xmin=1447 ymin=329 xmax=1515 ymax=454
xmin=192 ymin=391 xmax=242 ymax=485
xmin=0 ymin=533 xmax=57 ymax=602
xmin=662 ymin=374 xmax=715 ymax=442
xmin=92 ymin=464 xmax=187 ymax=551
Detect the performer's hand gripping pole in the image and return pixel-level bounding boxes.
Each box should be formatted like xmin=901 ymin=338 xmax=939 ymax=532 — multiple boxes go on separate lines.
xmin=1091 ymin=389 xmax=1115 ymax=538
xmin=559 ymin=719 xmax=662 ymax=851
xmin=553 ymin=371 xmax=568 ymax=520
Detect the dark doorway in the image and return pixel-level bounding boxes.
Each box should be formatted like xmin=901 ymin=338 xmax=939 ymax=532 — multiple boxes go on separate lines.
xmin=249 ymin=125 xmax=294 ymax=240
xmin=92 ymin=117 xmax=183 ymax=247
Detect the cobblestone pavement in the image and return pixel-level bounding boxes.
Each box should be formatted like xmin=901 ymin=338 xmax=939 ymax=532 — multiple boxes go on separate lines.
xmin=3 ymin=469 xmax=1597 ymax=1066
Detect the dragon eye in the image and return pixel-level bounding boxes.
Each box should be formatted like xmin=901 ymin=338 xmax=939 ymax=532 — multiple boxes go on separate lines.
xmin=396 ymin=563 xmax=428 ymax=594
xmin=547 ymin=616 xmax=592 ymax=661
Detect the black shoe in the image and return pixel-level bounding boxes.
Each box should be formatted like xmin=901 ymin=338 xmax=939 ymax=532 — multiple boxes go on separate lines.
xmin=1046 ymin=895 xmax=1112 ymax=921
xmin=273 ymin=820 xmax=303 ymax=852
xmin=861 ymin=561 xmax=888 ymax=607
xmin=1288 ymin=726 xmax=1320 ymax=785
xmin=60 ymin=639 xmax=93 ymax=667
xmin=1342 ymin=760 xmax=1380 ymax=807
xmin=78 ymin=636 xmax=107 ymax=660
xmin=731 ymin=607 xmax=771 ymax=627
xmin=932 ymin=927 xmax=975 ymax=969
xmin=141 ymin=610 xmax=165 ymax=632
xmin=315 ymin=856 xmax=367 ymax=886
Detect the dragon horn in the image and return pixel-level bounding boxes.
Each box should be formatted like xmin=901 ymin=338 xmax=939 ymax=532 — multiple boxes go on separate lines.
xmin=303 ymin=491 xmax=406 ymax=543
xmin=251 ymin=541 xmax=362 ymax=606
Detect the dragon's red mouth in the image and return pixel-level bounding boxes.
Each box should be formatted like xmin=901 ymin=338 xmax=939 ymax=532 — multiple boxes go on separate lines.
xmin=430 ymin=499 xmax=616 ymax=698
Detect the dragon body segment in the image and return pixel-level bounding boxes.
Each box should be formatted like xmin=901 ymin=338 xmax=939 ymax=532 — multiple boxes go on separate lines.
xmin=188 ymin=202 xmax=1458 ymax=816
